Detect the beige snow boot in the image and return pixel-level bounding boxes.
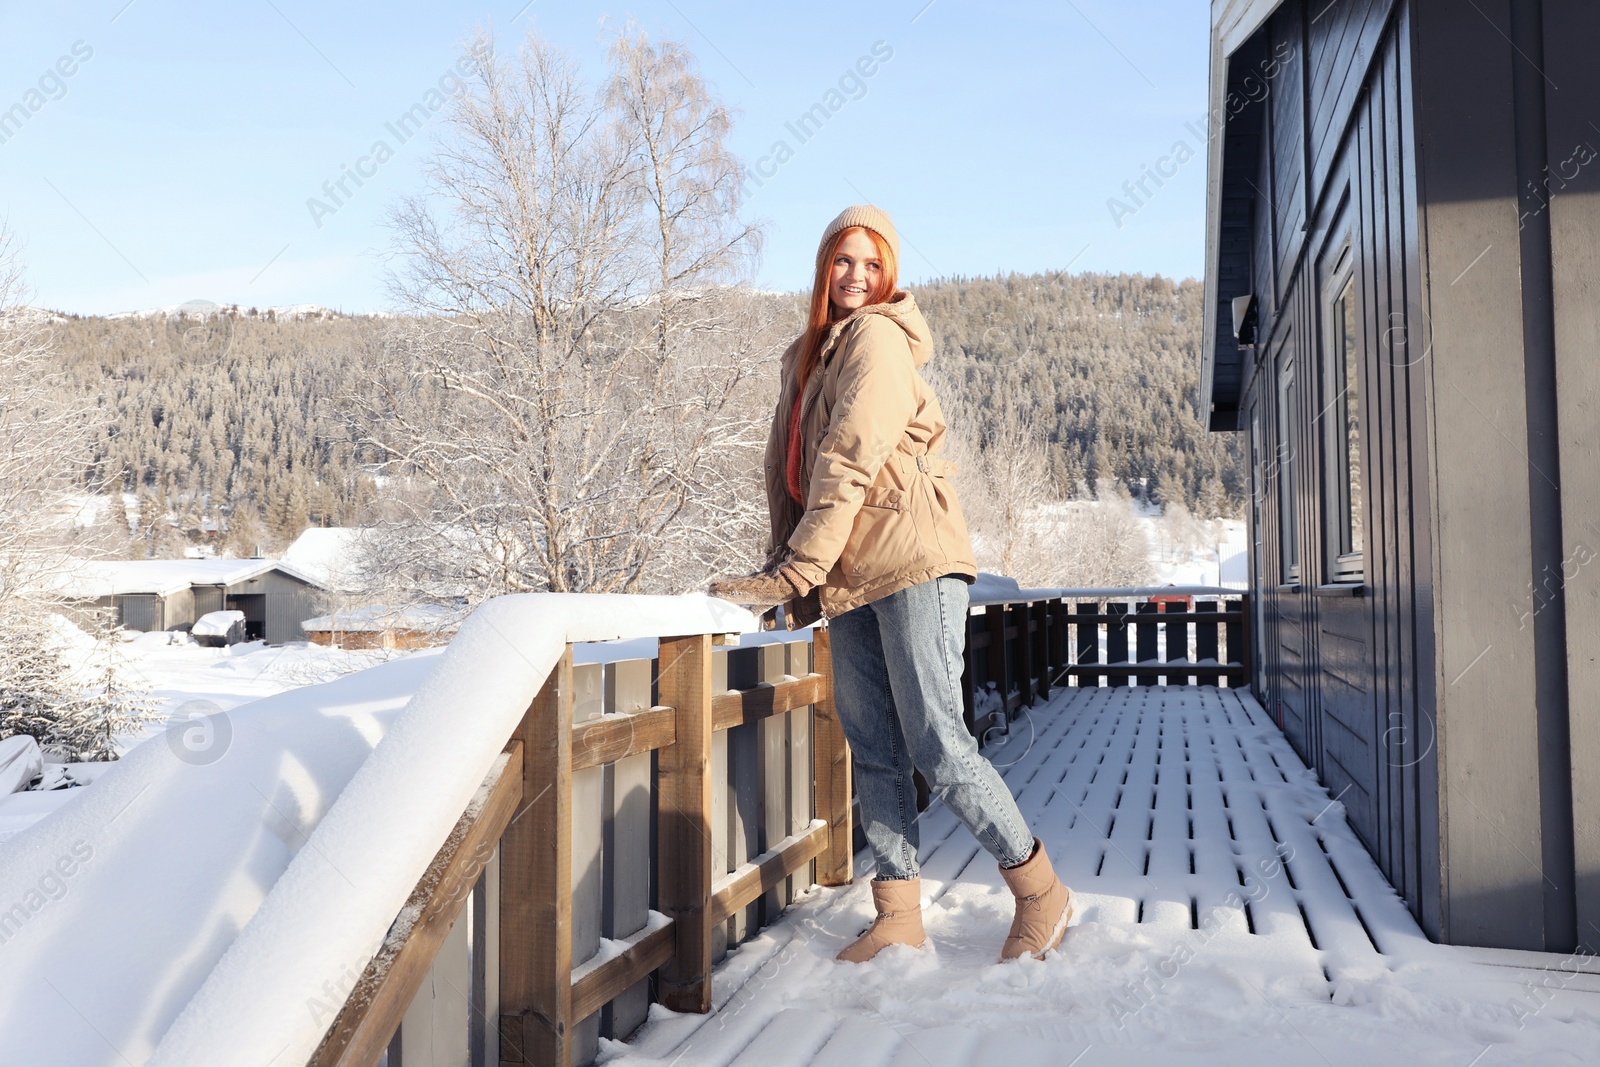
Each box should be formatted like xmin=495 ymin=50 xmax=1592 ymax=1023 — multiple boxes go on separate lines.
xmin=835 ymin=876 xmax=927 ymax=962
xmin=997 ymin=837 xmax=1074 ymax=961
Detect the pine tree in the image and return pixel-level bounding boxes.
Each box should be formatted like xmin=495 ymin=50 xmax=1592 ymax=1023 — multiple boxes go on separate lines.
xmin=74 ymin=628 xmax=167 ymax=760
xmin=0 ymin=618 xmax=77 ymax=751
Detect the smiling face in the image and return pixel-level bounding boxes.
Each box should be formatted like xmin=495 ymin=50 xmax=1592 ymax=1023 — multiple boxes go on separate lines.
xmin=828 ymin=228 xmax=884 ymax=315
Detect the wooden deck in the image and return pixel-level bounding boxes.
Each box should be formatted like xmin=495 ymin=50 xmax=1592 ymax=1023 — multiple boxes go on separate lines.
xmin=607 ymin=685 xmax=1600 ymax=1066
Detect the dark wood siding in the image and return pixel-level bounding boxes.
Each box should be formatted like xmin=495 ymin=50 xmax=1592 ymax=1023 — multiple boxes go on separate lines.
xmin=1218 ymin=0 xmax=1599 ymax=950
xmin=1268 ymin=13 xmax=1304 ymax=305
xmin=1236 ymin=0 xmax=1438 ymax=930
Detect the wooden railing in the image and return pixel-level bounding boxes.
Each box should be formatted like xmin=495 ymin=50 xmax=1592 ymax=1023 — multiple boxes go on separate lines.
xmin=304 ymin=589 xmax=1248 ymax=1067
xmin=307 ymin=630 xmax=850 ymax=1067
xmin=961 ymin=591 xmax=1250 ymax=734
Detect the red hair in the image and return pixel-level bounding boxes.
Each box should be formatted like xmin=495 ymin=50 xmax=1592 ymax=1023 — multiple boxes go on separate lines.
xmin=796 ymin=226 xmax=898 ymax=393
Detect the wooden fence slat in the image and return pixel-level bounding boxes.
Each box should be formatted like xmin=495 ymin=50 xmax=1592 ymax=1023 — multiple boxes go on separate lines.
xmin=724 ymin=648 xmax=760 ymax=946
xmin=786 ymin=639 xmax=815 ymax=901
xmin=1106 ymin=603 xmax=1130 ymax=687
xmin=570 ymin=663 xmax=605 ymax=1063
xmin=1059 ymin=599 xmax=1074 ymax=684
xmin=600 ymin=658 xmax=652 ymax=1042
xmin=985 ymin=604 xmax=1008 ymax=710
xmin=656 ymin=634 xmax=715 ymax=1014
xmin=500 ymin=648 xmax=574 ymax=1066
xmin=1195 ymin=600 xmax=1220 ymax=668
xmin=709 ymin=650 xmax=729 ymax=964
xmin=757 ymin=642 xmax=790 ymax=920
xmin=1035 ymin=600 xmax=1053 ymax=701
xmin=1161 ymin=604 xmax=1185 ymax=685
xmin=811 ymin=628 xmax=853 ymax=887
xmin=1076 ymin=601 xmax=1101 ymax=688
xmin=1015 ymin=602 xmax=1035 ymax=713
xmin=308 ymin=747 xmax=522 ymax=1067
xmin=1135 ymin=602 xmax=1160 ymax=687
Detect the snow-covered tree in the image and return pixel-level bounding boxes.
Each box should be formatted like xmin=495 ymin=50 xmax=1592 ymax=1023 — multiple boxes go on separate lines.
xmin=0 ymin=622 xmax=77 ymax=750
xmin=936 ymin=389 xmax=1151 ymax=589
xmin=0 ymin=224 xmax=119 ymax=756
xmin=71 ymin=624 xmax=166 ymax=761
xmin=345 ymin=26 xmax=780 ymax=598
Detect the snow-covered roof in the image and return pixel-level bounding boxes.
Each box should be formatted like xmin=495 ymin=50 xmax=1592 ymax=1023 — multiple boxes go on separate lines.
xmin=282 ymin=527 xmax=367 ymax=591
xmin=300 ymin=603 xmax=466 ymax=633
xmin=56 ymin=558 xmax=323 ymax=598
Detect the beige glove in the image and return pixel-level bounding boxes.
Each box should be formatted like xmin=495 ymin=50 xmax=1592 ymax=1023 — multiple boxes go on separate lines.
xmin=708 ymin=563 xmax=812 ymax=607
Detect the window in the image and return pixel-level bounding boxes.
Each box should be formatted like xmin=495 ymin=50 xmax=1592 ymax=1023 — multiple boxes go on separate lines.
xmin=1276 ymin=341 xmax=1299 ymax=585
xmin=1321 ymin=246 xmax=1363 ymax=582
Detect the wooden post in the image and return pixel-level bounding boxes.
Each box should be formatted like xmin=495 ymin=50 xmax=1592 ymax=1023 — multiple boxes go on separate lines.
xmin=1014 ymin=602 xmax=1035 ymax=712
xmin=500 ymin=647 xmax=574 ymax=1066
xmin=1034 ymin=600 xmax=1052 ymax=701
xmin=656 ymin=634 xmax=715 ymax=1013
xmin=811 ymin=627 xmax=854 ymax=887
xmin=1228 ymin=596 xmax=1249 ymax=689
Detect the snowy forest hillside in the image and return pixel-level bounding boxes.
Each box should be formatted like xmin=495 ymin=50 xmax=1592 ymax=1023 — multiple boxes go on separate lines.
xmin=45 ymin=270 xmax=1242 ymax=562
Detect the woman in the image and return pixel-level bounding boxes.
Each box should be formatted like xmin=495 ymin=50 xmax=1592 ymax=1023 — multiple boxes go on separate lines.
xmin=709 ymin=206 xmax=1073 ymax=964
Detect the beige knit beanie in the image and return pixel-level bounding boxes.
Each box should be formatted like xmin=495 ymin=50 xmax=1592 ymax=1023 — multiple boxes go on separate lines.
xmin=815 ymin=204 xmax=901 ymax=273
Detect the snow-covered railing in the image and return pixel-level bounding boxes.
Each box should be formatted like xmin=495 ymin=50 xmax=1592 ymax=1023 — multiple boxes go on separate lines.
xmin=960 ymin=585 xmax=1251 ymax=738
xmin=142 ymin=587 xmax=1247 ymax=1067
xmin=287 ymin=600 xmax=849 ymax=1067
xmin=143 ymin=594 xmax=851 ymax=1067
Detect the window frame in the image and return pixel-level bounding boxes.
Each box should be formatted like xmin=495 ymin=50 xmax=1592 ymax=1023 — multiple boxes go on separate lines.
xmin=1275 ymin=333 xmax=1300 ymax=586
xmin=1319 ymin=240 xmax=1364 ymax=584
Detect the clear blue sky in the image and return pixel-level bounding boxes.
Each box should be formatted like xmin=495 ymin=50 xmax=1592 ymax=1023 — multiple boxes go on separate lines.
xmin=0 ymin=1 xmax=1210 ymax=315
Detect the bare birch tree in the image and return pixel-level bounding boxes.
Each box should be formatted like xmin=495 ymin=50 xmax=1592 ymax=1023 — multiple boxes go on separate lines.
xmin=938 ymin=384 xmax=1150 ymax=588
xmin=345 ymin=26 xmax=779 ymax=599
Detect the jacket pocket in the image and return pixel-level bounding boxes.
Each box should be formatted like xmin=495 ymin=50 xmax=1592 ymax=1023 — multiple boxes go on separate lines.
xmin=839 ymin=484 xmax=920 ymax=585
xmin=862 ymin=486 xmax=904 ymax=510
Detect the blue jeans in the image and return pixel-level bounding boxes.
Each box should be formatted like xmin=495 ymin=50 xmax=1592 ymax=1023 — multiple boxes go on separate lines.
xmin=828 ymin=575 xmax=1036 ymax=880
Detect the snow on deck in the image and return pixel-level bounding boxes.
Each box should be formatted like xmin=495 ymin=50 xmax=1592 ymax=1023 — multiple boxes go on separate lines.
xmin=604 ymin=686 xmax=1600 ymax=1067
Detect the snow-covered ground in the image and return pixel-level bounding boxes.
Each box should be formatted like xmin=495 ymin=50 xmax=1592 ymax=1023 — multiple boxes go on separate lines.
xmin=0 ymin=593 xmax=759 ymax=1066
xmin=0 ymin=625 xmax=415 ymax=841
xmin=602 ymin=686 xmax=1600 ymax=1066
xmin=1132 ymin=500 xmax=1248 ymax=590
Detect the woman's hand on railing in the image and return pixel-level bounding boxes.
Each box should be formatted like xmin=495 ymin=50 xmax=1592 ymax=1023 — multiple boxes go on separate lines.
xmin=707 ymin=564 xmax=808 ymax=607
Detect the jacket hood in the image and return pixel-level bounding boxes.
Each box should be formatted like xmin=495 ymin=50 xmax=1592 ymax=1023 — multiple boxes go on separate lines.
xmin=827 ymin=290 xmax=933 ymax=369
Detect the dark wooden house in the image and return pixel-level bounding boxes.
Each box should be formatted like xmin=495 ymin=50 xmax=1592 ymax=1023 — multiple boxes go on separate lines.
xmin=1202 ymin=0 xmax=1598 ymax=951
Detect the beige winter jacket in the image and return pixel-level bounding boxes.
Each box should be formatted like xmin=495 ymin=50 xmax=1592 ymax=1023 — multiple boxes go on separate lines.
xmin=763 ymin=290 xmax=977 ymax=622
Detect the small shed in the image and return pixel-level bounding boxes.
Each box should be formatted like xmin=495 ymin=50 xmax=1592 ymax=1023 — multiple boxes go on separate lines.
xmin=299 ymin=604 xmax=465 ymax=651
xmin=60 ymin=559 xmax=325 ymax=645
